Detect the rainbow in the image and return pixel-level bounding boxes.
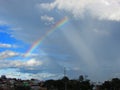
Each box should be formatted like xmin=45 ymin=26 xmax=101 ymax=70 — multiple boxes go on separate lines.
xmin=24 ymin=16 xmax=68 ymax=57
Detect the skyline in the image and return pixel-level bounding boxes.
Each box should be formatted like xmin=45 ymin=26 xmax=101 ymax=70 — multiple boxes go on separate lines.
xmin=0 ymin=0 xmax=120 ymax=81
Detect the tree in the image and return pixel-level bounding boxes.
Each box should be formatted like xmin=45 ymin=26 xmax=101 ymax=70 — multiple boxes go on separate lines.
xmin=100 ymin=78 xmax=120 ymax=90
xmin=1 ymin=75 xmax=7 ymax=79
xmin=62 ymin=76 xmax=69 ymax=82
xmin=79 ymin=75 xmax=84 ymax=82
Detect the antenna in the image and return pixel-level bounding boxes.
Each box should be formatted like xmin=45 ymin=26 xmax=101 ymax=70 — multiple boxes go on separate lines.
xmin=64 ymin=67 xmax=66 ymax=77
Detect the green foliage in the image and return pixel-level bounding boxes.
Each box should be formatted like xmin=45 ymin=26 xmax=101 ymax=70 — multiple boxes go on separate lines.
xmin=44 ymin=76 xmax=93 ymax=90
xmin=62 ymin=76 xmax=69 ymax=82
xmin=14 ymin=85 xmax=31 ymax=90
xmin=79 ymin=75 xmax=84 ymax=82
xmin=98 ymin=78 xmax=120 ymax=90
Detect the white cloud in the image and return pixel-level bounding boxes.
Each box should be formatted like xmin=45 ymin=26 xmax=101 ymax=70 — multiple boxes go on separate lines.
xmin=39 ymin=0 xmax=120 ymax=21
xmin=13 ymin=58 xmax=43 ymax=67
xmin=0 ymin=43 xmax=18 ymax=48
xmin=0 ymin=50 xmax=19 ymax=59
xmin=0 ymin=43 xmax=12 ymax=48
xmin=26 ymin=59 xmax=42 ymax=66
xmin=38 ymin=3 xmax=55 ymax=11
xmin=0 ymin=58 xmax=43 ymax=70
xmin=27 ymin=73 xmax=59 ymax=80
xmin=0 ymin=69 xmax=60 ymax=80
xmin=93 ymin=29 xmax=110 ymax=35
xmin=41 ymin=15 xmax=54 ymax=22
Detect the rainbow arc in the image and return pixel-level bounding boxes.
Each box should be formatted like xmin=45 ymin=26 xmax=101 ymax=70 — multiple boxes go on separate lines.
xmin=24 ymin=16 xmax=69 ymax=57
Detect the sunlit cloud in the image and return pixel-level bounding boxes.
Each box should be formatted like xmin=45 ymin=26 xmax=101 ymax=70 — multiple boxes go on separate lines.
xmin=39 ymin=0 xmax=120 ymax=21
xmin=0 ymin=50 xmax=20 ymax=59
xmin=0 ymin=43 xmax=17 ymax=48
xmin=0 ymin=58 xmax=43 ymax=71
xmin=13 ymin=58 xmax=43 ymax=67
xmin=0 ymin=69 xmax=62 ymax=80
xmin=41 ymin=15 xmax=54 ymax=22
xmin=0 ymin=43 xmax=12 ymax=48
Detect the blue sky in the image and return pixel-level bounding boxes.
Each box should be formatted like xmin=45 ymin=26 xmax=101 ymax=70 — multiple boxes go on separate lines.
xmin=0 ymin=0 xmax=120 ymax=81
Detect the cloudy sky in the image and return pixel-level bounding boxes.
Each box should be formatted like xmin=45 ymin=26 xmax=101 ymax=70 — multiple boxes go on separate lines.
xmin=0 ymin=0 xmax=120 ymax=81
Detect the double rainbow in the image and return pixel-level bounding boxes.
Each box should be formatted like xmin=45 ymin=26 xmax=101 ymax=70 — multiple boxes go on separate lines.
xmin=24 ymin=16 xmax=68 ymax=57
